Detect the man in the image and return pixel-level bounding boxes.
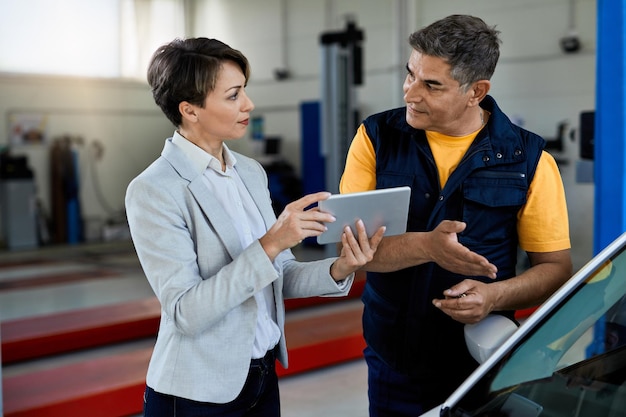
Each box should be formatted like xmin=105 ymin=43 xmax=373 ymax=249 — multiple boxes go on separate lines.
xmin=339 ymin=15 xmax=572 ymax=416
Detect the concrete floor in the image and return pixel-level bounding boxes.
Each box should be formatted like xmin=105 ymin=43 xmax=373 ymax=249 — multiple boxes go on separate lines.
xmin=0 ymin=240 xmax=370 ymax=416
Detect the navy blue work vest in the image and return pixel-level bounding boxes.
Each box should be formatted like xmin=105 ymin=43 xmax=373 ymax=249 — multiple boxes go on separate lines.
xmin=360 ymin=95 xmax=545 ymax=383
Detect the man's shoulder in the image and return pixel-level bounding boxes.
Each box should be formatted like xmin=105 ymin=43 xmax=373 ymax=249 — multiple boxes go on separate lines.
xmin=362 ymin=107 xmax=412 ymax=138
xmin=484 ymin=96 xmax=545 ymax=150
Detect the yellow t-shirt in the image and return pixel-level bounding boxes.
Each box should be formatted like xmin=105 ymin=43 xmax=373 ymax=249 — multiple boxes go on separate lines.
xmin=339 ymin=123 xmax=571 ymax=253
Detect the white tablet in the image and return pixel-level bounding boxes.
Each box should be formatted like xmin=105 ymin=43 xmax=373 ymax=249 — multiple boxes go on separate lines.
xmin=317 ymin=186 xmax=411 ymax=244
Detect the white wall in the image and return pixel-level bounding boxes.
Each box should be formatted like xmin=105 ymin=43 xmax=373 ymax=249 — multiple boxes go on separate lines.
xmin=191 ymin=0 xmax=595 ymax=162
xmin=0 ymin=75 xmax=172 ymax=236
xmin=0 ymin=0 xmax=597 ymax=264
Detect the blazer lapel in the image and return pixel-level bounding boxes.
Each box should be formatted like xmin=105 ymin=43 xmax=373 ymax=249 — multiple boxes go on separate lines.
xmin=162 ymin=139 xmax=243 ymax=260
xmin=234 ymin=158 xmax=277 ymax=230
xmin=188 ymin=178 xmax=243 ymax=260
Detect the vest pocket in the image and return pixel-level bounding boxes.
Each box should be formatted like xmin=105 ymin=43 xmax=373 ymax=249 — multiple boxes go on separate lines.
xmin=376 ymin=172 xmax=413 ymax=189
xmin=463 ymin=173 xmax=527 ymax=207
xmin=461 ymin=174 xmax=527 ymax=244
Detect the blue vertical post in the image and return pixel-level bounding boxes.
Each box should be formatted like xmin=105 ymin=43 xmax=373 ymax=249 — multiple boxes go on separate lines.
xmin=66 ymin=146 xmax=82 ymax=244
xmin=588 ymin=1 xmax=626 ymax=357
xmin=594 ymin=1 xmax=626 ymax=254
xmin=300 ymin=101 xmax=325 ymax=195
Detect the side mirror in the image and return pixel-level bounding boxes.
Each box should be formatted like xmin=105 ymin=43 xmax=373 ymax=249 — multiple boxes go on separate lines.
xmin=464 ymin=314 xmax=519 ymax=364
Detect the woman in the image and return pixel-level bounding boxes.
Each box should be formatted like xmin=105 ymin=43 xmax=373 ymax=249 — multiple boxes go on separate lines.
xmin=125 ymin=37 xmax=384 ymax=416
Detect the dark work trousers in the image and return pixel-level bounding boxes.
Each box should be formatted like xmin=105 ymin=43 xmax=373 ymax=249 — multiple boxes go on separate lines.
xmin=365 ymin=346 xmax=426 ymax=417
xmin=143 ymin=349 xmax=280 ymax=417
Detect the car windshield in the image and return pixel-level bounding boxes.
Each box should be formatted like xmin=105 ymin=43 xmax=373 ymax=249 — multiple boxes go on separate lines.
xmin=447 ymin=241 xmax=626 ymax=417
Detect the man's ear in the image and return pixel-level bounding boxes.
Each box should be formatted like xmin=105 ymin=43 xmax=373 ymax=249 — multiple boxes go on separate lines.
xmin=179 ymin=101 xmax=197 ymax=123
xmin=469 ymin=80 xmax=491 ymax=106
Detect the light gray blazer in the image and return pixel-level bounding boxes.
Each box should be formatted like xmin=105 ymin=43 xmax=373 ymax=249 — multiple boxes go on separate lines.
xmin=125 ymin=137 xmax=352 ymax=403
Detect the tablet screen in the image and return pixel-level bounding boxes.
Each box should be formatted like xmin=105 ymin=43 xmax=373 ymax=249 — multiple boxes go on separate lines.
xmin=316 ymin=186 xmax=411 ymax=244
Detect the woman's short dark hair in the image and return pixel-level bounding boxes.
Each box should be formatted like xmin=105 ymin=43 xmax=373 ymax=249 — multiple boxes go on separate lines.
xmin=408 ymin=15 xmax=501 ymax=89
xmin=147 ymin=38 xmax=250 ymax=127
